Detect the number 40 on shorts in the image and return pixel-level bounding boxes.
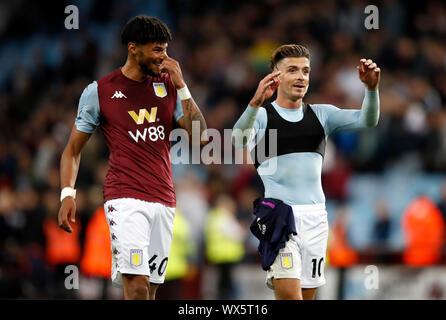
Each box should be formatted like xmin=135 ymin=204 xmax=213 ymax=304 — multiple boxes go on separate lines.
xmin=149 ymin=254 xmax=168 ymax=276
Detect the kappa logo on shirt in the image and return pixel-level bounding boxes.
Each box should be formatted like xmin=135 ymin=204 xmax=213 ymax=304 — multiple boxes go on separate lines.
xmin=111 ymin=91 xmax=127 ymax=99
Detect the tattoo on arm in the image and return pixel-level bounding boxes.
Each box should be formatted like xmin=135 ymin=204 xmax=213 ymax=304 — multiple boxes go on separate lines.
xmin=181 ymin=98 xmax=208 ymax=145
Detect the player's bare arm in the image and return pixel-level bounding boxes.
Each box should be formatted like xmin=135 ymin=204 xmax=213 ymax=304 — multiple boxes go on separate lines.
xmin=161 ymin=55 xmax=208 ymax=146
xmin=58 ymin=127 xmax=91 ymax=233
xmin=249 ymin=71 xmax=281 ymax=108
xmin=357 ymin=58 xmax=380 ymax=91
xmin=177 ymin=97 xmax=208 ymax=146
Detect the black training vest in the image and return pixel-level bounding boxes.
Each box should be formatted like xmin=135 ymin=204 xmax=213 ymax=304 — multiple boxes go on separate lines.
xmin=251 ymin=102 xmax=326 ymax=169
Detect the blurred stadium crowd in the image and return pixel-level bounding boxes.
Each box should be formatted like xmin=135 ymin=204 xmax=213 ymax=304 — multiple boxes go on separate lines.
xmin=1 ymin=0 xmax=446 ymax=299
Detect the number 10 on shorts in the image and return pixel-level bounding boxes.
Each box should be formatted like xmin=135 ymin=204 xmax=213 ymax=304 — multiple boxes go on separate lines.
xmin=311 ymin=257 xmax=324 ymax=278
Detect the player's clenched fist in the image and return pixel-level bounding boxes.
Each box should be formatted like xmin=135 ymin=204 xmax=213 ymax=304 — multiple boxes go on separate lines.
xmin=357 ymin=58 xmax=380 ymax=91
xmin=58 ymin=197 xmax=76 ymax=233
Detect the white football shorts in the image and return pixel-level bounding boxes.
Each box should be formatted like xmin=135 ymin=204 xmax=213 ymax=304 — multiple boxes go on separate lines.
xmin=266 ymin=203 xmax=329 ymax=289
xmin=104 ymin=198 xmax=175 ymax=287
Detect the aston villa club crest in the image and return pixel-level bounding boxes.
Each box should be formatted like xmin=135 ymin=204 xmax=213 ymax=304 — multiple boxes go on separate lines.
xmin=130 ymin=249 xmax=143 ymax=267
xmin=153 ymin=82 xmax=167 ymax=98
xmin=280 ymin=252 xmax=293 ymax=269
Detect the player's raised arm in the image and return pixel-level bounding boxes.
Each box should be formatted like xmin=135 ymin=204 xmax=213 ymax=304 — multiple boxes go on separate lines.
xmin=231 ymin=71 xmax=281 ymax=148
xmin=357 ymin=58 xmax=381 ymax=127
xmin=58 ymin=127 xmax=91 ymax=233
xmin=161 ymin=55 xmax=208 ymax=146
xmin=322 ymin=59 xmax=380 ymax=134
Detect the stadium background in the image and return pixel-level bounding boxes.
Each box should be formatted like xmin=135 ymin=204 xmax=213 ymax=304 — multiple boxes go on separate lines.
xmin=1 ymin=0 xmax=446 ymax=299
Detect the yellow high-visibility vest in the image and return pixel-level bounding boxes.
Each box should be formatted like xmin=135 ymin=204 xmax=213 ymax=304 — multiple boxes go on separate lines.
xmin=205 ymin=208 xmax=244 ymax=264
xmin=165 ymin=209 xmax=194 ymax=281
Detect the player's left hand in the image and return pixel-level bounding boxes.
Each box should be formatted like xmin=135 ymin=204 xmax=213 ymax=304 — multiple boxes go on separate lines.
xmin=357 ymin=58 xmax=380 ymax=91
xmin=160 ymin=55 xmax=186 ymax=89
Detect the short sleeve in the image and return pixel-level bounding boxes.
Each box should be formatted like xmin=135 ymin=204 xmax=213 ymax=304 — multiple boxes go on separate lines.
xmin=173 ymin=93 xmax=184 ymax=122
xmin=75 ymin=81 xmax=100 ymax=133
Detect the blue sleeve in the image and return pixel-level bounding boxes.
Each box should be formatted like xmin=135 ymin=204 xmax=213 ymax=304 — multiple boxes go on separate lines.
xmin=75 ymin=81 xmax=100 ymax=133
xmin=174 ymin=93 xmax=184 ymax=122
xmin=232 ymin=105 xmax=267 ymax=148
xmin=312 ymin=89 xmax=380 ymax=136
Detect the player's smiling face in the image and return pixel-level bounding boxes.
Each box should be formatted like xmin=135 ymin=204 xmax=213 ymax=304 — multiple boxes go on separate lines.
xmin=135 ymin=42 xmax=168 ymax=77
xmin=276 ymin=57 xmax=310 ymax=101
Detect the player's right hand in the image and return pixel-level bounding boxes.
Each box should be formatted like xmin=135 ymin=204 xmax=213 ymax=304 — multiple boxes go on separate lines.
xmin=249 ymin=71 xmax=281 ymax=108
xmin=58 ymin=197 xmax=76 ymax=233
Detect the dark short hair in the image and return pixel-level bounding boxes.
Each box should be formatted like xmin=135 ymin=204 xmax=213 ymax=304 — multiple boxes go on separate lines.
xmin=121 ymin=15 xmax=173 ymax=46
xmin=270 ymin=44 xmax=311 ymax=70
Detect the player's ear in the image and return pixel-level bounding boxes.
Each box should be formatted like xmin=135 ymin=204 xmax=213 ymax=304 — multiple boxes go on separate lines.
xmin=275 ymin=67 xmax=282 ymax=81
xmin=127 ymin=42 xmax=137 ymax=55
